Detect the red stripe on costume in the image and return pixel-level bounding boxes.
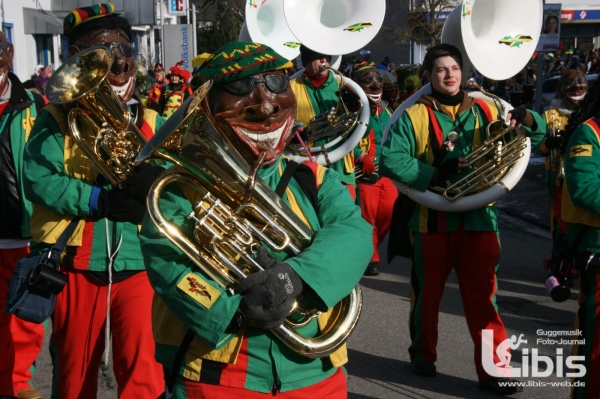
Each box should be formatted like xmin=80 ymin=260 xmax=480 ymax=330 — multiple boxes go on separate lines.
xmin=219 ymin=330 xmax=249 ymax=388
xmin=474 ymin=99 xmax=494 ymax=123
xmin=426 ymin=106 xmax=444 ymax=147
xmin=139 ymin=120 xmax=154 ymax=141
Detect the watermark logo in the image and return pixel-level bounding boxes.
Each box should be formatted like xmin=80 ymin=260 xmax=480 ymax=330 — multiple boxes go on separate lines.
xmin=481 ymin=329 xmax=586 ymax=378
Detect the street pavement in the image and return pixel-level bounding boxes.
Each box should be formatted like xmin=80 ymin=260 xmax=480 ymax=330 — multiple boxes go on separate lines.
xmin=32 ymin=155 xmax=581 ymax=399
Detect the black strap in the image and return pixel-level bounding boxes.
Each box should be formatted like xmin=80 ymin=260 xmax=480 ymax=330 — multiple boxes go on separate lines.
xmin=49 ymin=217 xmax=81 ymax=262
xmin=275 ymin=160 xmax=301 ymax=197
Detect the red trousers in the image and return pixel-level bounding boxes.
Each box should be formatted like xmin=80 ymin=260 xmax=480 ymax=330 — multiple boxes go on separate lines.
xmin=52 ymin=269 xmax=163 ymax=399
xmin=572 ymin=261 xmax=600 ymax=399
xmin=358 ymin=177 xmax=398 ymax=262
xmin=178 ymin=367 xmax=347 ymax=399
xmin=409 ymin=229 xmax=509 ymax=379
xmin=0 ymin=246 xmax=45 ymax=396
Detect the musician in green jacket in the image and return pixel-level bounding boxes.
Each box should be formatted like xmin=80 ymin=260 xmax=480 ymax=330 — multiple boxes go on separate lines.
xmin=380 ymin=43 xmax=545 ymax=395
xmin=139 ymin=41 xmax=372 ymax=398
xmin=561 ymin=79 xmax=600 ymax=399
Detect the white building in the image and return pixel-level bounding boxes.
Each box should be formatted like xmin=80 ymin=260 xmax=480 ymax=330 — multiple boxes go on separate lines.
xmin=0 ymin=0 xmax=180 ymax=83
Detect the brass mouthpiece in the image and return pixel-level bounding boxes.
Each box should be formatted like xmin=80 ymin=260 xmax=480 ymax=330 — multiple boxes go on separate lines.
xmin=319 ymin=64 xmax=329 ymax=72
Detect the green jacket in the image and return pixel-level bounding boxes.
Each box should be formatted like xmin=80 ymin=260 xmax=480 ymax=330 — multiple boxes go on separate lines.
xmin=563 ymin=117 xmax=600 ymax=252
xmin=380 ymin=92 xmax=546 ymax=233
xmin=23 ymin=106 xmax=165 ymax=271
xmin=290 ymin=72 xmax=356 ymax=185
xmin=140 ymin=157 xmax=372 ymax=393
xmin=2 ymin=73 xmax=43 ymax=238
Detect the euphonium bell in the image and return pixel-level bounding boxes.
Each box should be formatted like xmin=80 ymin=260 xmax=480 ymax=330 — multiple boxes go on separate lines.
xmin=135 ymin=81 xmax=363 ymax=359
xmin=46 ymin=45 xmax=148 ymax=186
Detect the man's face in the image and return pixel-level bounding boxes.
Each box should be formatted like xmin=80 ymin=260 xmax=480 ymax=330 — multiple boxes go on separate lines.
xmin=71 ymin=27 xmax=136 ymax=102
xmin=0 ymin=33 xmax=13 ymax=96
xmin=170 ymin=74 xmax=181 ymax=84
xmin=355 ymin=69 xmax=383 ymax=106
xmin=561 ymin=69 xmax=588 ymax=106
xmin=208 ymin=70 xmax=297 ymax=166
xmin=426 ymin=55 xmax=462 ymax=97
xmin=304 ymin=56 xmax=330 ymax=77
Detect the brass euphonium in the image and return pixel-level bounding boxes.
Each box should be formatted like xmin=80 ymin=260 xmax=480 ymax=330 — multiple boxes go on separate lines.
xmin=134 ymin=81 xmax=362 ymax=359
xmin=45 ymin=45 xmax=148 ymax=186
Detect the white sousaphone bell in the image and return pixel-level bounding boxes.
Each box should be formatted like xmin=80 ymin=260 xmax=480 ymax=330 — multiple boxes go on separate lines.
xmin=283 ymin=0 xmax=385 ymax=165
xmin=383 ymin=0 xmax=542 ymax=212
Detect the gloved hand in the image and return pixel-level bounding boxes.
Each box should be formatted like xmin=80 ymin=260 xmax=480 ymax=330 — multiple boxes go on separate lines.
xmin=544 ymin=135 xmax=563 ymax=149
xmin=434 ymin=157 xmax=461 ymax=183
xmin=234 ymin=247 xmax=303 ymax=330
xmin=508 ymin=107 xmax=533 ymax=127
xmin=360 ymin=155 xmax=376 ymax=176
xmin=95 ymin=187 xmax=147 ymax=224
xmin=119 ymin=164 xmax=165 ymax=202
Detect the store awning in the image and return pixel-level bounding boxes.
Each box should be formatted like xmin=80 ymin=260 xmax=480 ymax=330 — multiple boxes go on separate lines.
xmin=23 ymin=8 xmax=64 ymax=35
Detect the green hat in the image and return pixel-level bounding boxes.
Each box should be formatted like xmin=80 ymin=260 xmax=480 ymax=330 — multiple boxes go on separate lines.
xmin=63 ymin=3 xmax=132 ymax=44
xmin=191 ymin=42 xmax=292 ymax=90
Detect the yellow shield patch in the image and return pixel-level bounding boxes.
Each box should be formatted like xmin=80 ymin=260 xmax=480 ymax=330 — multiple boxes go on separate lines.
xmin=177 ymin=273 xmax=220 ymax=309
xmin=570 ymin=145 xmax=592 ymax=158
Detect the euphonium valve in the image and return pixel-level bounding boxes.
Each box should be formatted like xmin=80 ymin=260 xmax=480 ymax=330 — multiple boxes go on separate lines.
xmin=46 ymin=45 xmax=148 ymax=186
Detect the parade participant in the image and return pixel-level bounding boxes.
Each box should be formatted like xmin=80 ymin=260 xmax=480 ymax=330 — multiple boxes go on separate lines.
xmin=0 ymin=31 xmax=47 ymax=399
xmin=158 ymin=62 xmax=193 ymax=119
xmin=380 ymin=43 xmax=546 ymax=394
xmin=289 ymin=45 xmax=358 ymax=199
xmin=561 ymin=78 xmax=600 ymax=399
xmin=538 ymin=69 xmax=588 ymax=283
xmin=22 ymin=3 xmax=164 ymax=398
xmin=148 ymin=64 xmax=167 ymax=111
xmin=352 ymin=61 xmax=398 ymax=276
xmin=139 ymin=41 xmax=372 ymax=398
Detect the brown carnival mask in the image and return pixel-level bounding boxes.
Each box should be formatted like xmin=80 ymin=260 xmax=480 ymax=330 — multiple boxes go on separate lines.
xmin=559 ymin=69 xmax=588 ymax=106
xmin=70 ymin=27 xmax=136 ymax=103
xmin=355 ymin=69 xmax=383 ymax=106
xmin=207 ymin=70 xmax=297 ymax=167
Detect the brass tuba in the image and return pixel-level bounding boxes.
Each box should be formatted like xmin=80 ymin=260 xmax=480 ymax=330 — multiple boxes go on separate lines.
xmin=134 ymin=82 xmax=363 ymax=359
xmin=45 ymin=46 xmax=148 ymax=186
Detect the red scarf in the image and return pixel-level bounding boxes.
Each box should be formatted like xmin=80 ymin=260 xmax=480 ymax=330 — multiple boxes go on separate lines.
xmin=305 ymin=72 xmax=328 ymax=88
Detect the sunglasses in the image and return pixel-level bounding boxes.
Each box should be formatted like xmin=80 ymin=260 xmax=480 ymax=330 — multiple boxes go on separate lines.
xmin=78 ymin=42 xmax=134 ymax=58
xmin=562 ymin=77 xmax=587 ymax=87
xmin=358 ymin=76 xmax=383 ymax=84
xmin=222 ymin=74 xmax=290 ymax=96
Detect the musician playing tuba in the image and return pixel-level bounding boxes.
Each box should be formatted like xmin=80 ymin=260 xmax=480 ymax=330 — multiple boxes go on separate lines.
xmin=380 ymin=44 xmax=546 ymax=394
xmin=538 ymin=69 xmax=588 ymax=282
xmin=289 ymin=45 xmax=360 ymax=200
xmin=139 ymin=42 xmax=372 ymax=398
xmin=22 ymin=3 xmax=165 ymax=398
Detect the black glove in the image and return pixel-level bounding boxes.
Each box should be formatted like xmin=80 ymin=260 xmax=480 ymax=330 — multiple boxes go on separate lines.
xmin=234 ymin=248 xmax=303 ymax=330
xmin=95 ymin=187 xmax=147 ymax=224
xmin=509 ymin=107 xmax=529 ymax=125
xmin=119 ymin=164 xmax=165 ymax=202
xmin=544 ymin=135 xmax=563 ymax=149
xmin=434 ymin=158 xmax=461 ymax=182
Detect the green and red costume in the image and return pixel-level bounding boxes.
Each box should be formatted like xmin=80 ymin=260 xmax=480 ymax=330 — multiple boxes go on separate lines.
xmin=381 ymin=92 xmax=545 ymax=379
xmin=140 ymin=158 xmax=372 ymax=396
xmin=562 ymin=117 xmax=600 ymax=399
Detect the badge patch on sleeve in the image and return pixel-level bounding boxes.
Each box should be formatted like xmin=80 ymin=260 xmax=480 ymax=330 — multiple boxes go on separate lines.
xmin=177 ymin=273 xmax=220 ymax=309
xmin=570 ymin=145 xmax=592 ymax=157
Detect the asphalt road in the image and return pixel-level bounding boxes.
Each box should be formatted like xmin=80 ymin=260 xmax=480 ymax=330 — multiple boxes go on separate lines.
xmin=32 ymin=156 xmax=581 ymax=399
